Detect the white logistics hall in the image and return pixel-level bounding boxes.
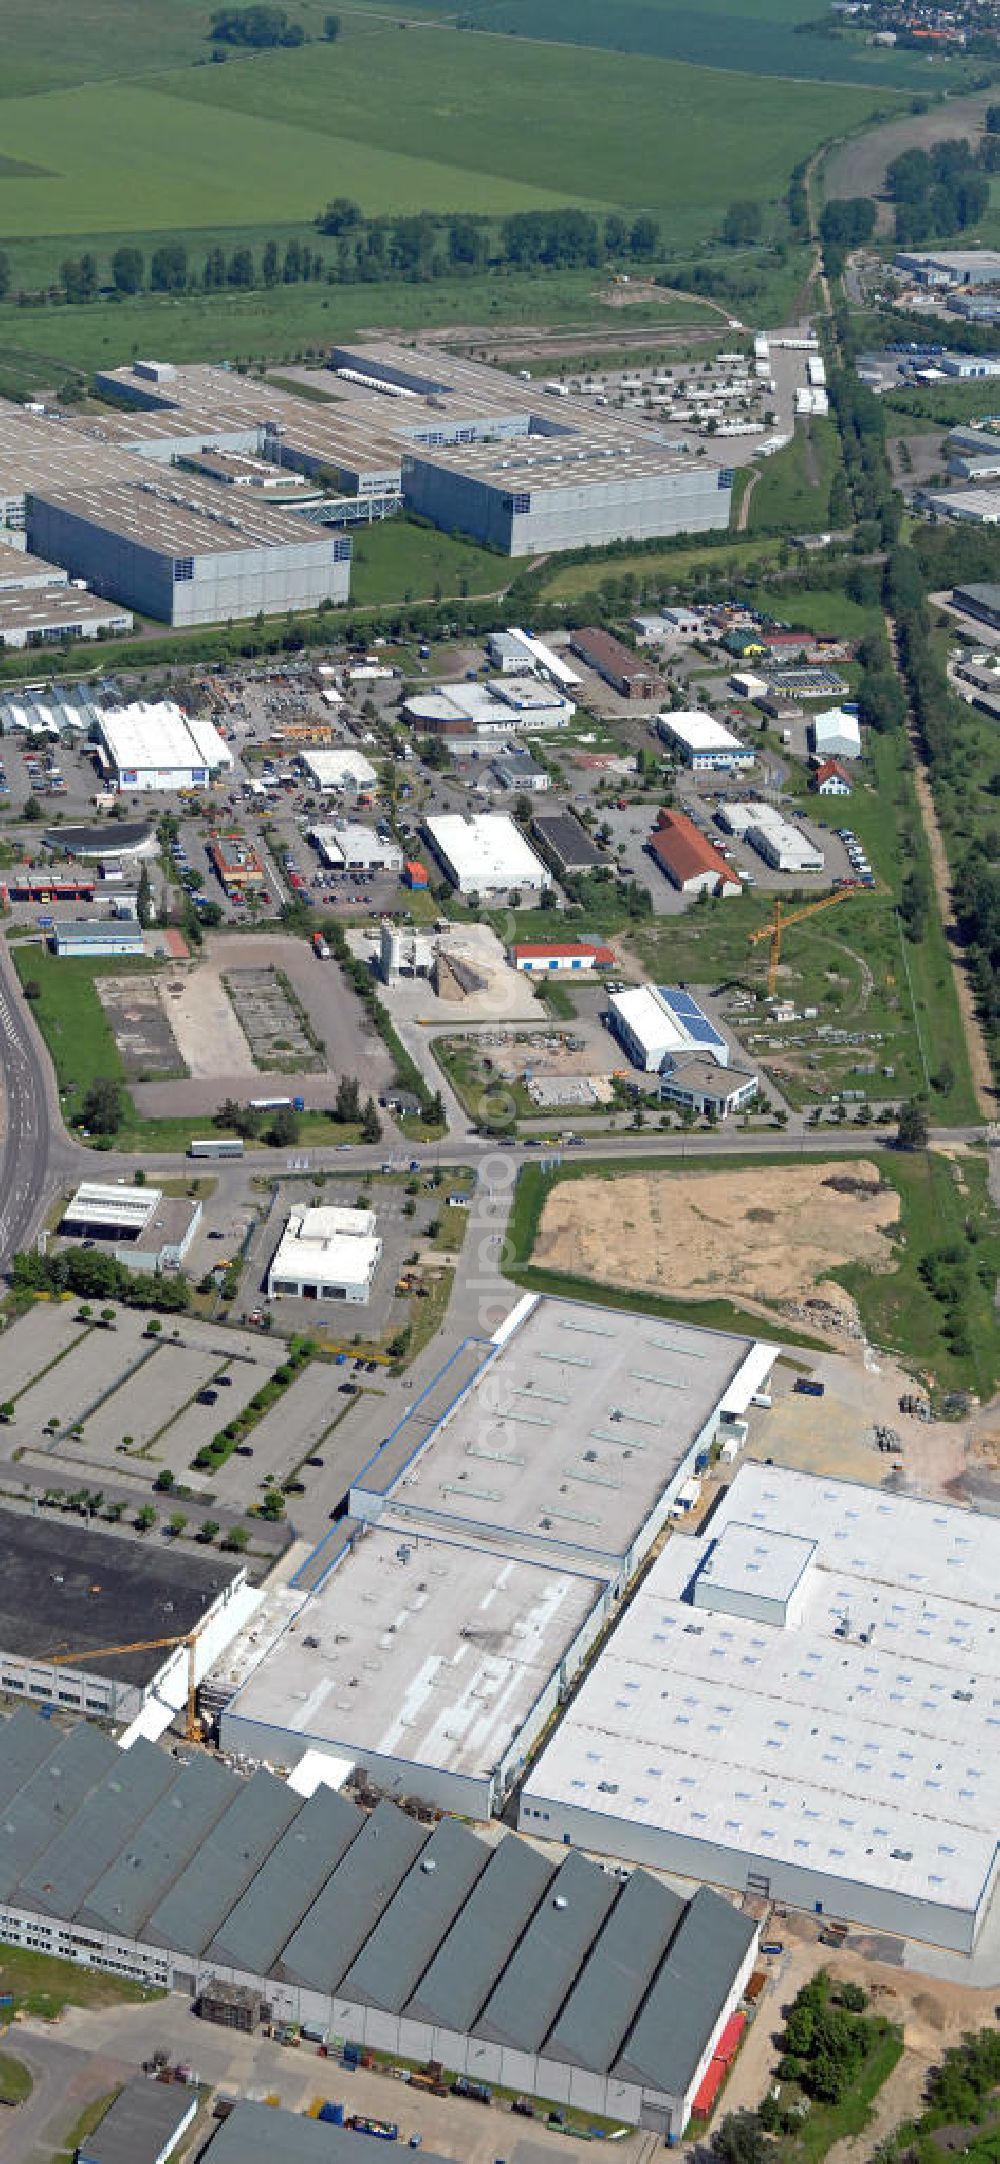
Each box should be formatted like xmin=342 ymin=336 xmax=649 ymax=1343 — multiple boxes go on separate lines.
xmin=422 ymin=813 xmax=552 ymax=898
xmin=520 ymin=1462 xmax=1000 ymax=1953
xmin=97 ymin=701 xmax=233 ymax=791
xmin=268 ymin=1205 xmax=381 ymax=1304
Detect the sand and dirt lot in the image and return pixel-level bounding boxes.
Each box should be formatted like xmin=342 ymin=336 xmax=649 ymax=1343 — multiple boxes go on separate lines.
xmin=158 ymin=967 xmax=253 ymax=1078
xmin=534 ymin=1162 xmax=899 ymax=1314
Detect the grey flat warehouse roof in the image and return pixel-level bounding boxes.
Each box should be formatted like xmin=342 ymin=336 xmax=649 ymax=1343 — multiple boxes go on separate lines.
xmin=277 ymin=1799 xmax=428 ymax=1993
xmin=78 ymin=2079 xmax=195 ymax=2164
xmin=143 ymin=1769 xmax=301 ymax=1955
xmin=205 ymin=2103 xmax=455 ymax=2164
xmin=0 ymin=1506 xmax=240 ymax=1685
xmin=473 ymin=1848 xmax=617 ymax=2053
xmin=405 ymin=1832 xmax=554 ymax=2033
xmin=17 ymin=1735 xmax=179 ymax=1921
xmin=336 ymin=1815 xmax=490 ymax=2014
xmin=206 ymin=1784 xmax=361 ymax=1976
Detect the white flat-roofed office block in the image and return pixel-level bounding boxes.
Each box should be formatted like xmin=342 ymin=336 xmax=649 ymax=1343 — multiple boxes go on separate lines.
xmin=268 ymin=1204 xmax=381 ymax=1304
xmin=657 ymin=712 xmax=754 ymax=771
xmin=423 ymin=812 xmax=552 ymax=896
xmin=310 ymin=823 xmax=403 ymax=873
xmin=300 ymin=748 xmax=377 ymax=793
xmin=520 ymin=1462 xmax=1000 ymax=1952
xmin=98 ymin=701 xmax=233 ymax=791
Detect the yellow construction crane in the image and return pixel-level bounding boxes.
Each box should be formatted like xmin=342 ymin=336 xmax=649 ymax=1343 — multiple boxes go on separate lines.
xmin=748 ymin=889 xmax=854 ymax=999
xmin=42 ymin=1631 xmax=203 ymax=1742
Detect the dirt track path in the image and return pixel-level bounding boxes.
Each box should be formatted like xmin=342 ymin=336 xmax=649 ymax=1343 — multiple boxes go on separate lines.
xmin=885 ymin=613 xmax=995 ymax=1115
xmin=737 ymin=467 xmax=760 ymax=532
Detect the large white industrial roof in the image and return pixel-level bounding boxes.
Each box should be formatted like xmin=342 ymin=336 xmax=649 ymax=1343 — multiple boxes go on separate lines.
xmin=359 ymin=1296 xmax=767 ymax=1576
xmin=225 ymin=1528 xmax=605 ymax=1786
xmin=98 ymin=702 xmax=232 ymax=776
xmin=658 ymin=711 xmax=745 ymax=753
xmin=424 ymin=813 xmax=551 ymax=889
xmin=522 ymin=1462 xmax=1000 ymax=1920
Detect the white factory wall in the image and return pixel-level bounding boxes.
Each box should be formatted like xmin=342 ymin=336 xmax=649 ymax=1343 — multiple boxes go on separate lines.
xmin=514 ymin=1799 xmax=992 ymax=1956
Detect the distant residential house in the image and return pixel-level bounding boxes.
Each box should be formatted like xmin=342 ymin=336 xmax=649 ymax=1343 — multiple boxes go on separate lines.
xmin=813 ymin=759 xmax=853 ymax=797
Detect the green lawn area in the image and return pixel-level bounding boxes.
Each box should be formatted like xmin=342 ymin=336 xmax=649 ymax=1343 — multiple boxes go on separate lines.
xmin=748 ymin=416 xmax=841 ymax=534
xmin=538 ymin=534 xmax=783 ymax=604
xmin=746 ymin=582 xmax=882 ymax=641
xmin=0 ymin=1944 xmax=159 ymax=2018
xmin=834 ymin=1146 xmax=1000 ymax=1401
xmin=348 ymin=520 xmax=505 ymax=608
xmin=0 ymin=2053 xmax=31 ymax=2107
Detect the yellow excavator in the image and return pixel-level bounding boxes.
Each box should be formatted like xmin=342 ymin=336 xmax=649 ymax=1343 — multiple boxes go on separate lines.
xmin=748 ymin=889 xmax=854 ymax=999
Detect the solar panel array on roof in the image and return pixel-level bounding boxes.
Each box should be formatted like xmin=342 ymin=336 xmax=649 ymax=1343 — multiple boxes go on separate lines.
xmin=658 ymin=987 xmax=726 ymax=1051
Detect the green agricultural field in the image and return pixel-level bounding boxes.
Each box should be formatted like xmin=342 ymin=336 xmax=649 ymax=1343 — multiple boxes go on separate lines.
xmin=145 ymin=33 xmax=896 ymax=233
xmin=374 ymin=0 xmax=973 ymax=89
xmin=0 ymin=80 xmax=576 ymax=241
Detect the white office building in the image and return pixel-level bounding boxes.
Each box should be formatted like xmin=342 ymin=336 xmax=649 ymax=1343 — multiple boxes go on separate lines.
xmin=268 ymin=1205 xmax=381 ymax=1304
xmin=300 ymin=749 xmax=377 ymax=793
xmin=657 ymin=712 xmax=754 ymax=772
xmin=97 ymin=701 xmax=233 ymax=791
xmin=719 ymin=802 xmax=823 ymax=874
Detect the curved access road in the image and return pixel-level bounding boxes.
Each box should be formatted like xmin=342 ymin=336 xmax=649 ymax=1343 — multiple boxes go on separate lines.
xmin=0 ymin=941 xmax=87 ymax=1273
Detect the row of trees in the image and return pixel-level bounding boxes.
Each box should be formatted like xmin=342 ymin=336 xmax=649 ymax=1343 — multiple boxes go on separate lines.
xmin=44 ymin=205 xmax=663 ymax=312
xmin=209 ymin=7 xmax=339 ymax=47
xmin=11 ymin=1246 xmax=191 ymax=1312
xmin=212 ymin=1085 xmax=383 ymax=1145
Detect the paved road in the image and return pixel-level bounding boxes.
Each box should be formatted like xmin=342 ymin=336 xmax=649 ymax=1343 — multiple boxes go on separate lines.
xmin=0 ymin=940 xmax=78 ymax=1273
